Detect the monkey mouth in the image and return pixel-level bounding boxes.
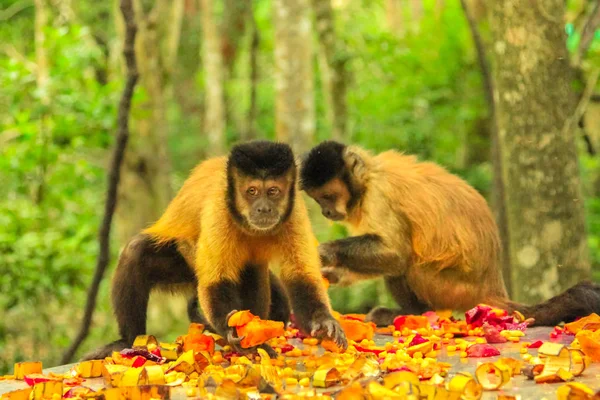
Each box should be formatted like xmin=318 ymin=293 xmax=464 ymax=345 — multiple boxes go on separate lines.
xmin=323 ymin=212 xmax=346 ymax=221
xmin=249 ymin=218 xmax=280 ymax=230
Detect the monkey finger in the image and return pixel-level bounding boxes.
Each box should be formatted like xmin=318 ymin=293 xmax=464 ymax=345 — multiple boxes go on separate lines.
xmin=258 ymin=343 xmax=278 ymax=358
xmin=226 ymin=330 xmax=245 ymax=345
xmin=321 ymin=267 xmax=342 ymax=284
xmin=324 ymin=319 xmax=347 ymax=348
xmin=225 ymin=309 xmax=241 ymax=323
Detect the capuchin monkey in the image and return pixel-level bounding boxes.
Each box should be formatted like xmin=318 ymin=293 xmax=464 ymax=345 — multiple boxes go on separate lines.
xmin=300 ymin=141 xmax=600 ymax=327
xmin=83 ymin=141 xmax=347 ymax=360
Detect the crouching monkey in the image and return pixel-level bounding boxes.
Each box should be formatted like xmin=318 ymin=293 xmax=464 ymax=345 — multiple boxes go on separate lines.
xmin=300 ymin=141 xmax=600 ymax=327
xmin=83 ymin=141 xmax=347 ymax=360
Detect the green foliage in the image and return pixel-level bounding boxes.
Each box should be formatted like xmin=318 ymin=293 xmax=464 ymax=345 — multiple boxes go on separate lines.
xmin=0 ymin=21 xmax=119 ymax=372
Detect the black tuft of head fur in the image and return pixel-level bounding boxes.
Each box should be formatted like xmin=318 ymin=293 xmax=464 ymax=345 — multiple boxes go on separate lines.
xmin=300 ymin=141 xmax=347 ymax=190
xmin=228 ymin=140 xmax=295 ymax=178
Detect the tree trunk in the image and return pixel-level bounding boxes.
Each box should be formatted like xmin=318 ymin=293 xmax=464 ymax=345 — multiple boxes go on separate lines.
xmin=489 ymin=0 xmax=590 ymax=303
xmin=201 ymin=0 xmax=226 ymax=155
xmin=244 ymin=4 xmax=259 ymax=141
xmin=385 ymin=0 xmax=405 ymax=37
xmin=273 ymin=0 xmax=315 ymax=154
xmin=459 ymin=0 xmax=510 ymax=295
xmin=115 ymin=0 xmax=183 ymax=243
xmin=312 ymin=0 xmax=348 ymax=141
xmin=435 ymin=0 xmax=445 ymax=19
xmin=409 ymin=0 xmax=423 ymax=33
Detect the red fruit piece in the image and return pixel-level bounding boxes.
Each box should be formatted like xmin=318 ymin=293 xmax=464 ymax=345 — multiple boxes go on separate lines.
xmin=528 ymin=340 xmax=543 ymax=349
xmin=353 ymin=345 xmax=385 ymax=356
xmin=408 ymin=334 xmax=428 ymax=347
xmin=279 ymin=344 xmax=295 ymax=354
xmin=466 ymin=343 xmax=500 ymax=358
xmin=483 ymin=323 xmax=508 ymax=344
xmin=24 ymin=374 xmax=56 ymax=386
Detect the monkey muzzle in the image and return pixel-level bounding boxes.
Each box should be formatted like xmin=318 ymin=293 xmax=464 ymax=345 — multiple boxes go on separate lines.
xmin=322 ymin=208 xmax=345 ymax=221
xmin=249 ymin=200 xmax=280 ymax=230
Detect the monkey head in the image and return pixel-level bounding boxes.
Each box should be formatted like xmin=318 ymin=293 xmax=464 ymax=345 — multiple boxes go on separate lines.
xmin=227 ymin=141 xmax=296 ymax=233
xmin=300 ymin=141 xmax=367 ymax=221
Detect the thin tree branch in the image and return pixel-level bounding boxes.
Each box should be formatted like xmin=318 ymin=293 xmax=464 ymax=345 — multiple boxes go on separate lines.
xmin=244 ymin=2 xmax=259 ymax=140
xmin=0 ymin=0 xmax=33 ymax=21
xmin=563 ymin=68 xmax=600 ymax=156
xmin=574 ymin=1 xmax=600 ymax=66
xmin=61 ymin=0 xmax=139 ymax=364
xmin=459 ymin=0 xmax=493 ymax=114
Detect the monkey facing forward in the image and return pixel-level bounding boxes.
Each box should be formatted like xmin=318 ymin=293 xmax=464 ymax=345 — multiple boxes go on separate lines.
xmin=300 ymin=141 xmax=600 ymax=327
xmin=84 ymin=141 xmax=347 ymax=360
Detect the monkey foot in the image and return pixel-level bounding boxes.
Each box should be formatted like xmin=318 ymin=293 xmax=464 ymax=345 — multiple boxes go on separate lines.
xmin=364 ymin=306 xmax=401 ymax=327
xmin=309 ymin=315 xmax=348 ymax=350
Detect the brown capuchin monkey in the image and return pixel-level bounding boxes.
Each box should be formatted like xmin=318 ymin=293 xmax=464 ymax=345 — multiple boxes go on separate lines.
xmin=83 ymin=141 xmax=347 ymax=360
xmin=300 ymin=140 xmax=600 ymax=327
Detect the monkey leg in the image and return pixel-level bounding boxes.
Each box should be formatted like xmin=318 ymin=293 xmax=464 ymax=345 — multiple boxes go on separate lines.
xmin=82 ymin=234 xmax=196 ymax=360
xmin=187 ymin=296 xmax=211 ymax=325
xmin=203 ymin=264 xmax=279 ymax=356
xmin=268 ymin=272 xmax=291 ymax=324
xmin=365 ymin=275 xmax=429 ymax=326
xmin=187 ymin=270 xmax=289 ymax=329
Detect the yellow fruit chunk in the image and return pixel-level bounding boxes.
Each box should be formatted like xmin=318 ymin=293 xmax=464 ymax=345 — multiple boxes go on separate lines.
xmin=120 ymin=367 xmax=148 ymax=387
xmin=13 ymin=362 xmax=42 ymax=380
xmin=145 ymin=365 xmax=166 ymax=385
xmin=132 ymin=335 xmax=159 ymax=350
xmin=77 ymin=359 xmax=104 ymax=378
xmin=159 ymin=342 xmax=182 ymax=361
xmin=102 ymin=364 xmax=129 ymax=387
xmin=0 ymin=388 xmax=32 ymax=400
xmin=32 ymin=380 xmax=63 ymax=399
xmin=312 ymin=366 xmax=341 ymax=388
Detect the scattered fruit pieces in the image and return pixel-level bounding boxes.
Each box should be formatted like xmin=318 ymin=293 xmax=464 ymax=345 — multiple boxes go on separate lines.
xmin=3 ymin=306 xmax=600 ymax=399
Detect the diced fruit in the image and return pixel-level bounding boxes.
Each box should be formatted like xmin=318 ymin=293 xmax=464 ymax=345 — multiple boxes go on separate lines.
xmin=13 ymin=362 xmax=42 ymax=380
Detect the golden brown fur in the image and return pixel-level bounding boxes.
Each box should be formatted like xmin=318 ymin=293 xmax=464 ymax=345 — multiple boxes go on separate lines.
xmin=83 ymin=141 xmax=347 ymax=361
xmin=302 ymin=142 xmax=600 ymax=327
xmin=343 ymin=147 xmax=507 ymax=309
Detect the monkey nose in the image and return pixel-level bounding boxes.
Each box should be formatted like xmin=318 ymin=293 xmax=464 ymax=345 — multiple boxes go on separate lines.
xmin=257 ymin=206 xmax=273 ymax=214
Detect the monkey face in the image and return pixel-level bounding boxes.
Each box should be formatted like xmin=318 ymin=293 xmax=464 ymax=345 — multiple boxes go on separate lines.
xmin=236 ymin=176 xmax=293 ymax=231
xmin=305 ymin=178 xmax=351 ymax=221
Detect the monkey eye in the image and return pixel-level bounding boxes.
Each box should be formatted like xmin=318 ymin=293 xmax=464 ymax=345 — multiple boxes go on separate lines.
xmin=247 ymin=187 xmax=258 ymax=196
xmin=322 ymin=194 xmax=335 ymax=201
xmin=267 ymin=187 xmax=280 ymax=197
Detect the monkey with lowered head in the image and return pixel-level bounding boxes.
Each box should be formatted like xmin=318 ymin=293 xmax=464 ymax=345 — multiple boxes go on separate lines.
xmin=84 ymin=141 xmax=347 ymax=360
xmin=300 ymin=141 xmax=600 ymax=327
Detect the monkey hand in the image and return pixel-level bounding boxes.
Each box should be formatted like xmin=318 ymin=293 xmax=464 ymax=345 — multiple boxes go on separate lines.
xmin=309 ymin=313 xmax=348 ymax=350
xmin=321 ymin=266 xmax=355 ymax=287
xmin=223 ymin=310 xmax=278 ymax=358
xmin=321 ymin=266 xmax=343 ymax=284
xmin=318 ymin=242 xmax=339 ymax=267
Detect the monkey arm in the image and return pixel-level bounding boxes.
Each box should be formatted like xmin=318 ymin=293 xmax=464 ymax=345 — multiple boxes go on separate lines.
xmin=278 ymin=225 xmax=347 ymax=348
xmin=319 ymin=234 xmax=408 ymax=275
xmin=194 ymin=242 xmax=243 ymax=339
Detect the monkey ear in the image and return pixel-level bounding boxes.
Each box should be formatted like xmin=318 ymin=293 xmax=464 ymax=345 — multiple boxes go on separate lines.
xmin=343 ymin=148 xmax=368 ymax=184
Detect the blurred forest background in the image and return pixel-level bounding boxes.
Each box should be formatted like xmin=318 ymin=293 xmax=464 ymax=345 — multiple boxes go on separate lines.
xmin=1 ymin=0 xmax=600 ymax=372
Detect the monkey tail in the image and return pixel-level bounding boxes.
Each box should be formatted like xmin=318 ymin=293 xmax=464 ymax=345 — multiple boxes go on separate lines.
xmin=505 ymin=280 xmax=600 ymax=327
xmin=80 ymin=339 xmax=129 ymax=361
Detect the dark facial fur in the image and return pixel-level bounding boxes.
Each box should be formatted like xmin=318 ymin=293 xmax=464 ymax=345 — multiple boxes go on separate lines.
xmin=227 ymin=141 xmax=296 ymax=232
xmin=300 ymin=141 xmax=363 ymax=218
